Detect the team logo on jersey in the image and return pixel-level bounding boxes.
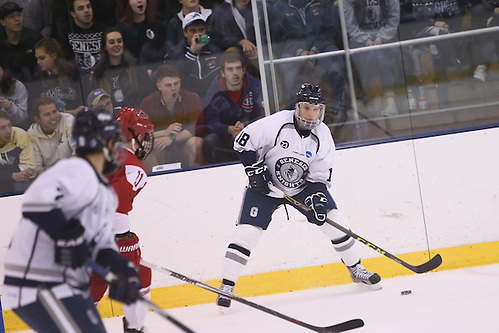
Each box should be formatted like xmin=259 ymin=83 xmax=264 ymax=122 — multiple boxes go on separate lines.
xmin=146 ymin=28 xmax=155 ymax=40
xmin=367 ymin=7 xmax=377 ymax=22
xmin=280 ymin=140 xmax=289 ymax=149
xmin=275 ymin=157 xmax=308 ymax=188
xmin=306 ymin=151 xmax=312 ymax=158
xmin=241 ymin=92 xmax=254 ymax=113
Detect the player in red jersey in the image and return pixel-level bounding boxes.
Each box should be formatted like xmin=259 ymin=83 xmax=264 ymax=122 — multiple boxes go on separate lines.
xmin=89 ymin=107 xmax=155 ymax=333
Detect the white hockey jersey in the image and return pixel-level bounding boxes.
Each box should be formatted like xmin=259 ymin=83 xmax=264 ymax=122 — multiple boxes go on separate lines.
xmin=2 ymin=157 xmax=118 ymax=309
xmin=234 ymin=110 xmax=336 ymax=197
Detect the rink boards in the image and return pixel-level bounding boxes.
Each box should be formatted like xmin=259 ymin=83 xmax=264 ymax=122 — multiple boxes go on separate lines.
xmin=2 ymin=127 xmax=499 ymax=331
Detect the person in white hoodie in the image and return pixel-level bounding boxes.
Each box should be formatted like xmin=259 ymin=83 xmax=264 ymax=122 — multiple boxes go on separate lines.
xmin=27 ymin=96 xmax=75 ymax=173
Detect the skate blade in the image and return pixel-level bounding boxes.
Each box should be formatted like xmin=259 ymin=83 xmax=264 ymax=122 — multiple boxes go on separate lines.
xmin=361 ymin=281 xmax=382 ymax=291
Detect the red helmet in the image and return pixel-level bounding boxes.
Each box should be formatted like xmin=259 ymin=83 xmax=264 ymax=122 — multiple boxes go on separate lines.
xmin=116 ymin=107 xmax=154 ymax=140
xmin=116 ymin=107 xmax=155 ymax=160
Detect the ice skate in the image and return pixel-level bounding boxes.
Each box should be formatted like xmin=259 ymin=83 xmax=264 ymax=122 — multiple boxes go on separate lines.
xmin=216 ymin=280 xmax=235 ymax=314
xmin=347 ymin=261 xmax=382 ymax=290
xmin=123 ymin=317 xmax=144 ymax=333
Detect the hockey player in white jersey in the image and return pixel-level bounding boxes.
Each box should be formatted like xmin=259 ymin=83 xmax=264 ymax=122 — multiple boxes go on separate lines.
xmin=2 ymin=108 xmax=141 ymax=332
xmin=216 ymin=83 xmax=381 ymax=309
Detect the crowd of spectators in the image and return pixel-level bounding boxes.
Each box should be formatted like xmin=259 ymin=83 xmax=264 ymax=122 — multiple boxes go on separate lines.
xmin=0 ymin=0 xmax=498 ymax=195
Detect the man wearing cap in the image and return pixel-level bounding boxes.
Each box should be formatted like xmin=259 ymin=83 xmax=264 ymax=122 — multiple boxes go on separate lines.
xmin=164 ymin=11 xmax=220 ymax=103
xmin=0 ymin=2 xmax=43 ymax=82
xmin=87 ymin=88 xmax=114 ymax=115
xmin=166 ymin=0 xmax=213 ymax=51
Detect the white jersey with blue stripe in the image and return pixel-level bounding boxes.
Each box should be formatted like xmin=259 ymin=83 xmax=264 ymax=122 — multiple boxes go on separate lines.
xmin=3 ymin=156 xmax=118 ymax=309
xmin=234 ymin=110 xmax=335 ymax=197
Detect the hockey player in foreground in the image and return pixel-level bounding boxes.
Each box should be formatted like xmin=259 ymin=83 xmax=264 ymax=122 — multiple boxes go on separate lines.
xmin=216 ymin=83 xmax=381 ymax=309
xmin=2 ymin=108 xmax=141 ymax=332
xmin=90 ymin=107 xmax=155 ymax=333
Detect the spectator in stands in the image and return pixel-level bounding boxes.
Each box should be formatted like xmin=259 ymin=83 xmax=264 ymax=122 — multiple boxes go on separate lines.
xmin=271 ymin=0 xmax=349 ymax=114
xmin=164 ymin=12 xmax=220 ymax=103
xmin=140 ymin=64 xmax=204 ymax=171
xmin=55 ymin=0 xmax=107 ymax=75
xmin=116 ymin=0 xmax=168 ymax=72
xmin=87 ymin=88 xmax=115 ymax=115
xmin=91 ymin=27 xmax=152 ymax=109
xmin=31 ymin=38 xmax=85 ymax=115
xmin=0 ymin=2 xmax=43 ymax=82
xmin=0 ymin=110 xmax=36 ymax=195
xmin=202 ymin=51 xmax=262 ymax=164
xmin=27 ymin=97 xmax=74 ymax=174
xmin=211 ymin=0 xmax=258 ymax=77
xmin=116 ymin=0 xmax=168 ymax=24
xmin=0 ymin=57 xmax=29 ymax=129
xmin=9 ymin=0 xmax=52 ymax=38
xmin=53 ymin=0 xmax=115 ymax=40
xmin=344 ymin=0 xmax=403 ymax=116
xmin=398 ymin=0 xmax=466 ymax=108
xmin=472 ymin=6 xmax=499 ymax=81
xmin=166 ymin=0 xmax=213 ymax=51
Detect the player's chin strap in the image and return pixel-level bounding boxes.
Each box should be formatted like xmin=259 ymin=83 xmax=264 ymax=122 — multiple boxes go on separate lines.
xmin=268 ymin=183 xmax=442 ymax=274
xmin=85 ymin=259 xmax=196 ymax=333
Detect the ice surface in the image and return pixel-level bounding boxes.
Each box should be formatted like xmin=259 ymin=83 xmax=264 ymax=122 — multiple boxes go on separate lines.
xmin=13 ymin=263 xmax=499 ymax=333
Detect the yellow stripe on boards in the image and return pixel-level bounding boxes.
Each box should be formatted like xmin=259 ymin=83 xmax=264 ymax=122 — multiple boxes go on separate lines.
xmin=4 ymin=240 xmax=499 ymax=332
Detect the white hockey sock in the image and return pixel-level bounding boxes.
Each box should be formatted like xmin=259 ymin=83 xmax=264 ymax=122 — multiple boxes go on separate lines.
xmin=319 ymin=209 xmax=360 ymax=267
xmin=222 ymin=224 xmax=262 ymax=283
xmin=123 ymin=287 xmax=150 ymax=330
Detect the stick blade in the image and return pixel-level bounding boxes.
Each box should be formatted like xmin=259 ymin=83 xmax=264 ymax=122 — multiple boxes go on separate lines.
xmin=414 ymin=254 xmax=442 ymax=273
xmin=322 ymin=318 xmax=365 ymax=333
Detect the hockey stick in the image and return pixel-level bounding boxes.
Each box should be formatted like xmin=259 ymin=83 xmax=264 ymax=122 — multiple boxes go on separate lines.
xmin=141 ymin=259 xmax=364 ymax=333
xmin=37 ymin=287 xmax=83 ymax=333
xmin=268 ymin=183 xmax=442 ymax=274
xmin=86 ymin=259 xmax=196 ymax=333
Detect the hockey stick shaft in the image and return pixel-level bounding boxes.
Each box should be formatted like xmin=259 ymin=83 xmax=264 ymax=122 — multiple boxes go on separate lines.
xmin=141 ymin=259 xmax=364 ymax=333
xmin=37 ymin=287 xmax=83 ymax=333
xmin=86 ymin=259 xmax=196 ymax=333
xmin=268 ymin=183 xmax=442 ymax=274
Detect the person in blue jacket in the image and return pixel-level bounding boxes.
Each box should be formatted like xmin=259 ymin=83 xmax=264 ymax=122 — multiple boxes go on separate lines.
xmin=271 ymin=0 xmax=349 ymax=114
xmin=200 ymin=50 xmax=262 ymax=164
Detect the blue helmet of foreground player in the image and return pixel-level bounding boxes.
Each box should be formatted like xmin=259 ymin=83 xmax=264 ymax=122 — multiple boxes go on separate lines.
xmin=73 ymin=108 xmax=121 ymax=151
xmin=295 ymin=83 xmax=326 ymax=130
xmin=73 ymin=107 xmax=125 ymax=173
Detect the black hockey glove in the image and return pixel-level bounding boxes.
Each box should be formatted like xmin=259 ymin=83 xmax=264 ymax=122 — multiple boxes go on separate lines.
xmin=54 ymin=219 xmax=89 ymax=268
xmin=109 ymin=259 xmax=141 ymax=305
xmin=304 ymin=192 xmax=328 ymax=226
xmin=244 ymin=161 xmax=272 ymax=195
